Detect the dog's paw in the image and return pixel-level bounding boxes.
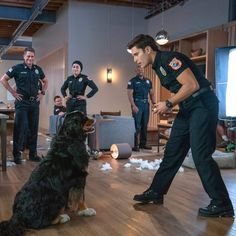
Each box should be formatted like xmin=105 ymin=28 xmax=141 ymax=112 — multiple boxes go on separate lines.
xmin=76 ymin=208 xmax=96 ymax=217
xmin=59 ymin=214 xmax=71 ymax=224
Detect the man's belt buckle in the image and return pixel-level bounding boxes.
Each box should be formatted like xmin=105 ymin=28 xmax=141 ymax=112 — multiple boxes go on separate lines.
xmin=29 ymin=96 xmax=35 ymax=101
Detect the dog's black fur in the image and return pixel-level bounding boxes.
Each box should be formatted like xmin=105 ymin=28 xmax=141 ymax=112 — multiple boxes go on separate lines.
xmin=0 ymin=111 xmax=95 ymax=236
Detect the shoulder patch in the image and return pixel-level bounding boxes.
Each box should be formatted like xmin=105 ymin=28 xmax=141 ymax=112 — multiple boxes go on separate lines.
xmin=168 ymin=57 xmax=182 ymax=70
xmin=79 ymin=77 xmax=83 ymax=82
xmin=35 ymin=69 xmax=39 ymax=74
xmin=146 ymin=80 xmax=150 ymax=84
xmin=160 ymin=66 xmax=167 ymax=76
xmin=128 ymin=81 xmax=131 ymax=85
xmin=8 ymin=68 xmax=13 ymax=73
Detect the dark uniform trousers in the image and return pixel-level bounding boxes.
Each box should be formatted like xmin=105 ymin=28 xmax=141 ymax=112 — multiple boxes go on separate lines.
xmin=150 ymin=91 xmax=230 ymax=204
xmin=133 ymin=99 xmax=150 ymax=147
xmin=13 ymin=99 xmax=39 ymax=157
xmin=66 ymin=98 xmax=87 ymax=114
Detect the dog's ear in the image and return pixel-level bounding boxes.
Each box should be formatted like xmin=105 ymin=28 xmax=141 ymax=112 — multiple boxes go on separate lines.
xmin=56 ymin=114 xmax=66 ymax=135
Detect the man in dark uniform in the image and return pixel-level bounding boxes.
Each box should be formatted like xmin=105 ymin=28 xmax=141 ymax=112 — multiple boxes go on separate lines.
xmin=53 ymin=95 xmax=66 ymax=116
xmin=61 ymin=60 xmax=98 ymax=114
xmin=0 ymin=47 xmax=48 ymax=164
xmin=127 ymin=34 xmax=234 ymax=217
xmin=127 ymin=66 xmax=156 ymax=151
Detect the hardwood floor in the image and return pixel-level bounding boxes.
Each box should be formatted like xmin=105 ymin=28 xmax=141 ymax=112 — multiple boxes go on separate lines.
xmin=0 ymin=135 xmax=236 ymax=236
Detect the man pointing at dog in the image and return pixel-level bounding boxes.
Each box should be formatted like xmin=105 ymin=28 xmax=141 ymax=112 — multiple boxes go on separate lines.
xmin=127 ymin=34 xmax=234 ymax=217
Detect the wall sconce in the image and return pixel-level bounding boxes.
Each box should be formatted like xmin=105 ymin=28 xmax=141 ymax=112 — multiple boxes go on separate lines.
xmin=107 ymin=68 xmax=112 ymax=83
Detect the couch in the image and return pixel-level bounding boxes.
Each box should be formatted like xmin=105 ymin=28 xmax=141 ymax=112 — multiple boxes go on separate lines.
xmin=88 ymin=115 xmax=135 ymax=150
xmin=49 ymin=115 xmax=64 ymax=136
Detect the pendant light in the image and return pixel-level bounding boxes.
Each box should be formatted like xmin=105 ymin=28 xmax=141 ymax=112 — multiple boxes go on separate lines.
xmin=155 ymin=0 xmax=169 ymax=45
xmin=127 ymin=0 xmax=135 ymax=53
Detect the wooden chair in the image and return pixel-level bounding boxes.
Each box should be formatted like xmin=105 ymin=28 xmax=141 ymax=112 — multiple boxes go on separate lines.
xmin=157 ymin=123 xmax=172 ymax=153
xmin=100 ymin=110 xmax=121 ymax=116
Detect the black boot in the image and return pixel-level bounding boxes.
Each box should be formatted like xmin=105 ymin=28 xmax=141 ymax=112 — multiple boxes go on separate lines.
xmin=198 ymin=201 xmax=234 ymax=217
xmin=29 ymin=153 xmax=42 ymax=162
xmin=139 ymin=144 xmax=152 ymax=150
xmin=133 ymin=189 xmax=164 ymax=204
xmin=132 ymin=146 xmax=140 ymax=152
xmin=14 ymin=155 xmax=22 ymax=164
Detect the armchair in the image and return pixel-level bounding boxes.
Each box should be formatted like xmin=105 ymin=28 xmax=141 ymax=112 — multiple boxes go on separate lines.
xmin=88 ymin=115 xmax=135 ymax=150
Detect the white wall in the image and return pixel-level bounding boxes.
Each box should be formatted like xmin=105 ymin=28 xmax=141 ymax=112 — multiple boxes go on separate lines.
xmin=148 ymin=0 xmax=229 ymax=40
xmin=0 ymin=60 xmax=21 ymax=103
xmin=67 ymin=1 xmax=147 ymax=115
xmin=33 ymin=3 xmax=68 ymax=61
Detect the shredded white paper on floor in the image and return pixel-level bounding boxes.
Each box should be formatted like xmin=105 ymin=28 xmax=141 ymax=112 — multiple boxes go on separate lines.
xmin=100 ymin=162 xmax=112 ymax=171
xmin=124 ymin=163 xmax=131 ymax=168
xmin=7 ymin=161 xmax=16 ymax=167
xmin=129 ymin=158 xmax=184 ymax=172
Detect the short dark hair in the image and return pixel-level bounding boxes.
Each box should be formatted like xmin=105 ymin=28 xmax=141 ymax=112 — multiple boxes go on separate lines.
xmin=72 ymin=60 xmax=83 ymax=72
xmin=24 ymin=47 xmax=35 ymax=55
xmin=127 ymin=34 xmax=159 ymax=51
xmin=54 ymin=95 xmax=61 ymax=102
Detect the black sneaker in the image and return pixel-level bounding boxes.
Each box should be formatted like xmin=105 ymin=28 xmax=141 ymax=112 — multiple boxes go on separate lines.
xmin=29 ymin=155 xmax=42 ymax=162
xmin=14 ymin=157 xmax=22 ymax=165
xmin=133 ymin=189 xmax=164 ymax=204
xmin=139 ymin=145 xmax=152 ymax=150
xmin=132 ymin=146 xmax=140 ymax=152
xmin=14 ymin=153 xmax=23 ymax=164
xmin=198 ymin=202 xmax=234 ymax=217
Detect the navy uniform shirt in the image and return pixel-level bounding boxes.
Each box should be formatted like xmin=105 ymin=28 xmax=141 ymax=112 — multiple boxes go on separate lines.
xmin=6 ymin=63 xmax=45 ymax=97
xmin=152 ymin=51 xmax=210 ymax=94
xmin=61 ymin=74 xmax=98 ymax=98
xmin=127 ymin=76 xmax=153 ymax=99
xmin=54 ymin=105 xmax=66 ymax=115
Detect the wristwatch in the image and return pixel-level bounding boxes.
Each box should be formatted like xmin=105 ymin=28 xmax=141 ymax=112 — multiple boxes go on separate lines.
xmin=165 ymin=100 xmax=173 ymax=109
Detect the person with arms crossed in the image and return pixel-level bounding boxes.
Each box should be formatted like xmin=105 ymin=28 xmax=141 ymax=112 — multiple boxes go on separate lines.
xmin=1 ymin=47 xmax=48 ymax=164
xmin=127 ymin=66 xmax=156 ymax=151
xmin=127 ymin=34 xmax=234 ymax=217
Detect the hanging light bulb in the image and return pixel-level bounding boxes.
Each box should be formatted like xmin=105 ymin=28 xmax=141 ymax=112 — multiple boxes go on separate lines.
xmin=127 ymin=0 xmax=134 ymax=53
xmin=155 ymin=0 xmax=169 ymax=45
xmin=155 ymin=30 xmax=169 ymax=45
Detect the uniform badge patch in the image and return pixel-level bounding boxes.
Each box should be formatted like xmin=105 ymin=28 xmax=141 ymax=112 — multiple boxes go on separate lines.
xmin=8 ymin=68 xmax=13 ymax=73
xmin=146 ymin=80 xmax=150 ymax=84
xmin=128 ymin=81 xmax=131 ymax=85
xmin=35 ymin=69 xmax=39 ymax=74
xmin=169 ymin=57 xmax=182 ymax=70
xmin=79 ymin=77 xmax=83 ymax=82
xmin=160 ymin=66 xmax=167 ymax=76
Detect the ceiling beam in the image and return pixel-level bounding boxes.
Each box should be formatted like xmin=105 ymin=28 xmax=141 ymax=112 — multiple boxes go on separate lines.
xmin=1 ymin=53 xmax=24 ymax=61
xmin=0 ymin=38 xmax=32 ymax=47
xmin=0 ymin=5 xmax=56 ymax=24
xmin=0 ymin=0 xmax=51 ymax=58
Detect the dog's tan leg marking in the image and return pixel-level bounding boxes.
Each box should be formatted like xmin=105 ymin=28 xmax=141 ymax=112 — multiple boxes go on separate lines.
xmin=68 ymin=188 xmax=83 ymax=212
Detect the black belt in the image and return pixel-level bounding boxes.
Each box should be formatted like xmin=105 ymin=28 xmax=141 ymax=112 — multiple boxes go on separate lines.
xmin=134 ymin=98 xmax=148 ymax=102
xmin=23 ymin=96 xmax=37 ymax=101
xmin=192 ymin=86 xmax=213 ymax=98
